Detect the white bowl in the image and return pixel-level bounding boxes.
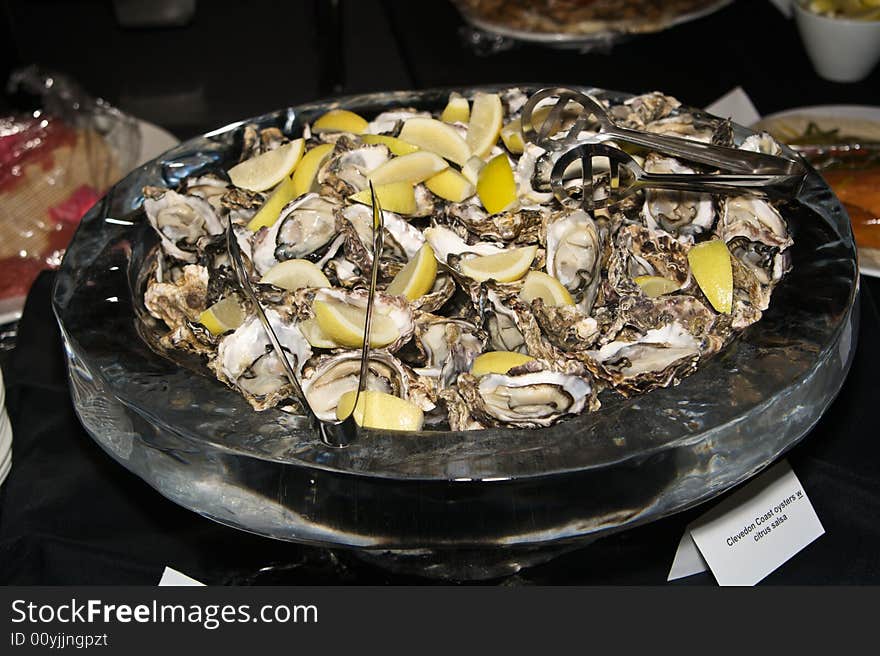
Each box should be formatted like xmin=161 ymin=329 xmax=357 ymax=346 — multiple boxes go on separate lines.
xmin=793 ymin=2 xmax=880 ymax=82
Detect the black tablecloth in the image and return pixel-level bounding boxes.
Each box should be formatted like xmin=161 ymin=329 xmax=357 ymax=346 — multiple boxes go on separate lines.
xmin=1 ymin=0 xmax=879 ymax=585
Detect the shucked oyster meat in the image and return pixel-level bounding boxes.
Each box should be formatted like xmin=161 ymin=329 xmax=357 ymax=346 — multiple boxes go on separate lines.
xmin=141 ymin=88 xmax=794 ymax=431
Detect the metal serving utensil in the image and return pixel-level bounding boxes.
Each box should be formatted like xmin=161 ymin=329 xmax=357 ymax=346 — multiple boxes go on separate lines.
xmin=551 ymin=143 xmax=806 ymax=211
xmin=225 ymin=182 xmax=385 ymax=447
xmin=521 ymin=87 xmax=808 ymax=177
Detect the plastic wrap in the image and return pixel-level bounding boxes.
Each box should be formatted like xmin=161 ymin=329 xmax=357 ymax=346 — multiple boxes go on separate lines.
xmin=0 ymin=67 xmax=141 ymax=315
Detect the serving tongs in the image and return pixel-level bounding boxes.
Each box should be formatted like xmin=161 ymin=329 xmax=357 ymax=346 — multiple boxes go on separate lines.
xmin=520 ymin=87 xmax=808 ymax=178
xmin=226 ymin=182 xmax=385 ymax=448
xmin=551 ymin=143 xmax=807 ymax=211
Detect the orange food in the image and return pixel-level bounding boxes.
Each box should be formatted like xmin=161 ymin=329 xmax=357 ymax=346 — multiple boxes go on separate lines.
xmin=822 ymin=167 xmax=880 ymax=250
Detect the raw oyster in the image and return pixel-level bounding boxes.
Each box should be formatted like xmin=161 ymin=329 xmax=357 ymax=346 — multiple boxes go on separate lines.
xmin=318 ymin=139 xmax=390 ymax=198
xmin=411 ymin=312 xmax=487 ymax=386
xmin=338 ymin=203 xmax=424 ymax=274
xmin=642 ymin=154 xmax=715 ymax=241
xmin=545 ymin=208 xmax=602 ymax=314
xmin=144 ymin=187 xmax=224 ymax=263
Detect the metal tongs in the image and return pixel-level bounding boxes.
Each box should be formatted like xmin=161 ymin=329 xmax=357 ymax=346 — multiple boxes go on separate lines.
xmin=226 ymin=182 xmax=385 ymax=447
xmin=520 ymin=87 xmax=808 ymax=178
xmin=551 ymin=143 xmax=806 ymax=211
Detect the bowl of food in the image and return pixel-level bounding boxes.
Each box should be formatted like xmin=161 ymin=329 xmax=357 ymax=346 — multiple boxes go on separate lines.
xmin=52 ymin=85 xmax=858 ymax=579
xmin=794 ymin=0 xmax=880 ymax=82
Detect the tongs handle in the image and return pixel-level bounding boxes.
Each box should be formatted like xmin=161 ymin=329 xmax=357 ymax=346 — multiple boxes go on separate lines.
xmin=635 ymin=171 xmax=805 ymax=199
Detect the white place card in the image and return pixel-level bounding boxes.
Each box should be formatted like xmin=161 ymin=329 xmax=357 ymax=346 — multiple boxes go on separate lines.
xmin=675 ymin=460 xmax=824 ymax=586
xmin=158 ymin=566 xmax=205 ymax=586
xmin=704 ymin=87 xmax=762 ymax=127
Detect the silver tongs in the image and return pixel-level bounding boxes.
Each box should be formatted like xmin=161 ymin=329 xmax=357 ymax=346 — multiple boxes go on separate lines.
xmin=520 ymin=87 xmax=808 ymax=179
xmin=551 ymin=143 xmax=806 ymax=211
xmin=226 ymin=181 xmax=385 ymax=447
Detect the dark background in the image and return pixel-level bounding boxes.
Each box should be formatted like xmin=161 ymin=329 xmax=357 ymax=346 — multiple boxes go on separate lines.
xmin=0 ymin=0 xmax=878 ymax=584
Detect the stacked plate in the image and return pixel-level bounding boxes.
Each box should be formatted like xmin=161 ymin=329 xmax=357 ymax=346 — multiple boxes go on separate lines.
xmin=0 ymin=366 xmax=11 ymax=487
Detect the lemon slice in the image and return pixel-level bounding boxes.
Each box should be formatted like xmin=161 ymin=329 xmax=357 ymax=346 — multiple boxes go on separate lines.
xmin=386 ymin=244 xmax=438 ymax=300
xmin=440 ymin=93 xmax=470 ymax=124
xmin=312 ymin=109 xmax=368 ymax=134
xmin=361 ymin=134 xmax=419 ymax=156
xmin=461 ymin=155 xmax=486 ymax=187
xmin=633 ymin=275 xmax=680 ymax=298
xmin=500 ymin=118 xmax=525 ymax=154
xmin=519 ymin=271 xmax=575 ymax=306
xmin=247 ymin=174 xmax=297 ymax=231
xmin=476 ymin=154 xmax=517 ymax=215
xmin=291 ymin=143 xmax=335 ymax=199
xmin=424 ymin=168 xmax=475 ymax=202
xmin=398 ymin=118 xmax=472 ymax=166
xmin=350 ymin=182 xmax=417 ymax=215
xmin=228 ymin=139 xmax=305 ymax=192
xmin=688 ymin=240 xmax=733 ymax=313
xmin=336 ymin=390 xmax=425 ymax=432
xmin=367 ymin=151 xmax=449 ymax=186
xmin=260 ymin=259 xmax=331 ymax=290
xmin=299 ymin=317 xmax=339 ymax=349
xmin=198 ymin=297 xmax=245 ymax=336
xmin=459 ymin=245 xmax=537 ymax=283
xmin=312 ymin=299 xmax=400 ymax=348
xmin=466 ymin=92 xmax=503 ymax=158
xmin=470 ymin=351 xmax=535 ymax=377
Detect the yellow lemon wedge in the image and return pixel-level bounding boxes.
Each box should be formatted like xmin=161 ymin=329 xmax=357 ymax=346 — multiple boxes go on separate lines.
xmin=336 ymin=390 xmax=425 ymax=432
xmin=312 ymin=109 xmax=368 ymax=134
xmin=633 ymin=275 xmax=681 ymax=298
xmin=459 ymin=245 xmax=537 ymax=283
xmin=367 ymin=151 xmax=449 ymax=185
xmin=247 ymin=174 xmax=297 ymax=231
xmin=476 ymin=154 xmax=517 ymax=215
xmin=398 ymin=117 xmax=472 ymax=166
xmin=470 ymin=351 xmax=535 ymax=377
xmin=260 ymin=259 xmax=331 ymax=290
xmin=519 ymin=271 xmax=575 ymax=306
xmin=386 ymin=244 xmax=438 ymax=300
xmin=227 ymin=139 xmax=305 ymax=192
xmin=500 ymin=118 xmax=525 ymax=154
xmin=299 ymin=317 xmax=339 ymax=349
xmin=466 ymin=92 xmax=503 ymax=158
xmin=350 ymin=182 xmax=417 ymax=215
xmin=361 ymin=134 xmax=420 ymax=156
xmin=424 ymin=168 xmax=475 ymax=202
xmin=290 ymin=143 xmax=334 ymax=199
xmin=197 ymin=297 xmax=245 ymax=336
xmin=312 ymin=299 xmax=400 ymax=348
xmin=688 ymin=240 xmax=733 ymax=314
xmin=440 ymin=93 xmax=470 ymax=124
xmin=461 ymin=155 xmax=486 ymax=186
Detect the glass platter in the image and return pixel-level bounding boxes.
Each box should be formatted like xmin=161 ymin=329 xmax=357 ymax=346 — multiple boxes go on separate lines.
xmin=52 ymin=85 xmax=859 ymax=580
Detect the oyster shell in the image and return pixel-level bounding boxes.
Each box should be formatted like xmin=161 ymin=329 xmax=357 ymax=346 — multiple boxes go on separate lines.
xmin=545 ymin=208 xmax=602 ymax=314
xmin=642 ymin=154 xmax=715 ymax=241
xmin=144 ymin=187 xmax=224 ymax=263
xmin=318 ymin=139 xmax=390 ymax=198
xmin=411 ymin=312 xmax=487 ymax=387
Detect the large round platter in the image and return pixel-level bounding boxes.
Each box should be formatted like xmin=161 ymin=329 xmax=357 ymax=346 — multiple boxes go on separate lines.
xmin=52 ymin=85 xmax=858 ymax=579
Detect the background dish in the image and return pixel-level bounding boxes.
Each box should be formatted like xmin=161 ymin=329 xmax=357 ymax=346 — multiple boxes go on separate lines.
xmin=52 ymin=86 xmax=858 ymax=579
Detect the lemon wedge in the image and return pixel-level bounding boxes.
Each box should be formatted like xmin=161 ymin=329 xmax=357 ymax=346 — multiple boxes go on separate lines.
xmin=247 ymin=174 xmax=297 ymax=231
xmin=361 ymin=134 xmax=419 ymax=156
xmin=367 ymin=151 xmax=449 ymax=186
xmin=386 ymin=244 xmax=438 ymax=300
xmin=312 ymin=299 xmax=400 ymax=348
xmin=633 ymin=275 xmax=680 ymax=298
xmin=291 ymin=143 xmax=335 ymax=199
xmin=459 ymin=245 xmax=537 ymax=283
xmin=424 ymin=168 xmax=475 ymax=202
xmin=336 ymin=390 xmax=425 ymax=432
xmin=228 ymin=139 xmax=305 ymax=192
xmin=299 ymin=317 xmax=339 ymax=349
xmin=312 ymin=109 xmax=368 ymax=134
xmin=461 ymin=155 xmax=486 ymax=186
xmin=471 ymin=351 xmax=535 ymax=377
xmin=500 ymin=118 xmax=525 ymax=154
xmin=398 ymin=117 xmax=472 ymax=166
xmin=476 ymin=154 xmax=517 ymax=215
xmin=519 ymin=271 xmax=575 ymax=306
xmin=440 ymin=93 xmax=470 ymax=124
xmin=350 ymin=182 xmax=417 ymax=215
xmin=466 ymin=92 xmax=503 ymax=158
xmin=260 ymin=259 xmax=331 ymax=290
xmin=198 ymin=297 xmax=245 ymax=336
xmin=688 ymin=240 xmax=733 ymax=314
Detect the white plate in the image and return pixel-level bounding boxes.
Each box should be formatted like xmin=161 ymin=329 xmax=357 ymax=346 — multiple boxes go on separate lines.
xmin=0 ymin=119 xmax=179 ymax=325
xmin=755 ymin=105 xmax=880 ymax=279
